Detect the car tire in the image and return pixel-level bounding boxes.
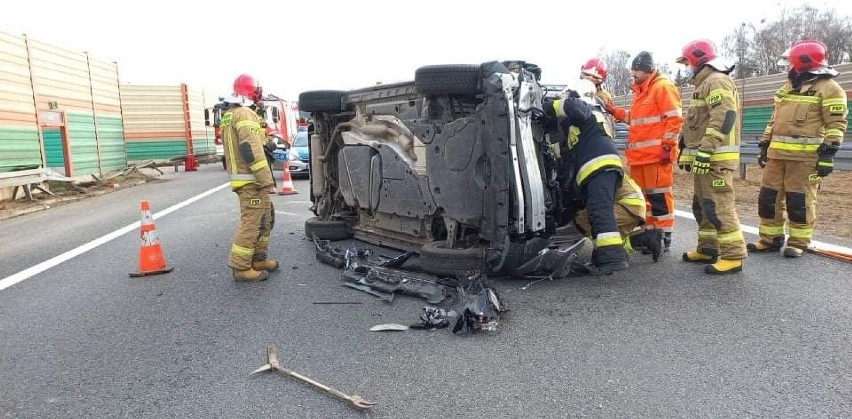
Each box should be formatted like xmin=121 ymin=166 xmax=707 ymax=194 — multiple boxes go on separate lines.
xmin=419 ymin=241 xmax=486 ymax=277
xmin=298 ymin=90 xmax=347 ymax=113
xmin=304 ymin=217 xmax=353 ymax=241
xmin=414 ymin=64 xmax=480 ymax=96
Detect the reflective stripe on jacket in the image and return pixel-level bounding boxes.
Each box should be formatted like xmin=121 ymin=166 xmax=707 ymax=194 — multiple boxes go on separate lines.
xmin=616 ymin=71 xmax=684 ymax=166
xmin=763 ymin=76 xmax=848 ymax=161
xmin=679 ymin=66 xmax=741 ymax=170
xmin=222 ymin=106 xmax=275 ymax=190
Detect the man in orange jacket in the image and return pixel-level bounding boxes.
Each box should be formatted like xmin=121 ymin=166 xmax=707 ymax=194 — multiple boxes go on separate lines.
xmin=608 ymin=51 xmax=684 ymax=251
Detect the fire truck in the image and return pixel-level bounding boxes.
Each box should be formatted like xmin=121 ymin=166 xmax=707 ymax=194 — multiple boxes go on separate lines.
xmin=205 ymin=94 xmax=300 ymax=169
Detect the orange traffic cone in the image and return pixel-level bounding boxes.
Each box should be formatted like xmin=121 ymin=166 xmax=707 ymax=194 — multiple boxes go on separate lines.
xmin=277 ymin=163 xmax=299 ymax=195
xmin=129 ymin=200 xmax=174 ymax=277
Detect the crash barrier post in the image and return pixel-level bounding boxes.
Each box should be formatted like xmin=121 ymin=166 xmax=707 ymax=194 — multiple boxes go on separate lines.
xmin=277 ymin=164 xmax=299 ymax=195
xmin=129 ymin=200 xmax=174 ymax=277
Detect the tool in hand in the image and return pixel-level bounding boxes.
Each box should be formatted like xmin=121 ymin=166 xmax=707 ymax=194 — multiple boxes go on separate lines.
xmin=249 ymin=342 xmax=376 ymax=410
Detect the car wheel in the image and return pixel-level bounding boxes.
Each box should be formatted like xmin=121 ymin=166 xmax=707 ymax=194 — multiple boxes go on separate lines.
xmin=304 ymin=217 xmax=353 ymax=241
xmin=419 ymin=241 xmax=486 ymax=277
xmin=414 ymin=64 xmax=480 ymax=96
xmin=298 ymin=90 xmax=347 ymax=113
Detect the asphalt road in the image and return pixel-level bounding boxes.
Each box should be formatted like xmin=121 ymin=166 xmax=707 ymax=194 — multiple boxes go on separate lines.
xmin=1 ymin=164 xmax=851 ymax=418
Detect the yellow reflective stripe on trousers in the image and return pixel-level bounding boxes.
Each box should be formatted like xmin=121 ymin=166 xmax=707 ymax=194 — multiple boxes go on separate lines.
xmin=718 ymin=230 xmax=744 ymax=244
xmin=259 ymin=235 xmax=270 ymax=244
xmin=577 ymin=154 xmax=622 ymax=185
xmin=698 ymin=229 xmax=717 ymax=239
xmin=231 ymin=243 xmax=254 ymax=257
xmin=789 ymin=226 xmax=813 ymax=239
xmin=618 ymin=197 xmax=644 ymax=207
xmin=596 ymin=231 xmax=623 ymax=247
xmin=759 ymin=224 xmax=785 ymax=236
xmin=769 ymin=142 xmax=821 ymax=152
xmin=249 ymin=159 xmax=269 ymax=172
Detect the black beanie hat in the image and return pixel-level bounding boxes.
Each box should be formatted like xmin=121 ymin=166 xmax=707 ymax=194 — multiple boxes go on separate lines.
xmin=631 ymin=51 xmax=656 ymax=73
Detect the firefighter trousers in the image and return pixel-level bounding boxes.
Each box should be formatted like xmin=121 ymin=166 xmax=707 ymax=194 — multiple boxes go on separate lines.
xmin=757 ymin=159 xmax=820 ymax=249
xmin=692 ymin=168 xmax=746 ymax=259
xmin=229 ymin=185 xmax=275 ymax=270
xmin=578 ymin=170 xmax=627 ymax=267
xmin=630 ymin=162 xmax=675 ymax=232
xmin=575 ymin=185 xmax=646 ymax=238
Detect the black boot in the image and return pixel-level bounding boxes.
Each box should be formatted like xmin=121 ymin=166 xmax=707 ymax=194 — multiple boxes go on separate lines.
xmin=663 ymin=232 xmax=672 ymax=252
xmin=592 ymin=245 xmax=629 ymax=276
xmin=631 ymin=229 xmax=662 ymax=262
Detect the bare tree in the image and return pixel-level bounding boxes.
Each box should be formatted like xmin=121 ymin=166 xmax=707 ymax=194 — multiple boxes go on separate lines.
xmin=722 ymin=4 xmax=852 ymax=76
xmin=602 ymin=50 xmax=632 ymax=96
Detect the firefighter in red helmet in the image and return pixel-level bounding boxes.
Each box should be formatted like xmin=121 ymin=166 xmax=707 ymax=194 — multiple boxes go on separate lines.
xmin=676 ymin=39 xmax=747 ymax=274
xmin=748 ymin=40 xmax=848 ymax=258
xmin=221 ymin=74 xmax=279 ymax=281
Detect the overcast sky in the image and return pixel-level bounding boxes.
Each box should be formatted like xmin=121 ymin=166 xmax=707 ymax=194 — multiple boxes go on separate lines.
xmin=2 ymin=0 xmax=849 ymax=102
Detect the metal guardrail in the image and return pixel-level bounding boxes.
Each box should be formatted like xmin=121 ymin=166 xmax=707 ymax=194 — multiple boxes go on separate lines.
xmin=613 ymin=138 xmax=852 ymax=179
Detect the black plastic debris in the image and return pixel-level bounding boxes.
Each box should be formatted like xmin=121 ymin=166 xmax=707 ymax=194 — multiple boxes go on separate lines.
xmin=409 ymin=306 xmax=458 ymax=330
xmin=452 ymin=275 xmax=507 ymax=334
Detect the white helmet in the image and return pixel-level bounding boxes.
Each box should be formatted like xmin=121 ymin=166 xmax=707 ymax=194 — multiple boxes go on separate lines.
xmin=221 ymin=93 xmax=253 ymax=107
xmin=776 ymin=47 xmax=791 ymax=67
xmin=561 ymin=78 xmax=598 ymax=105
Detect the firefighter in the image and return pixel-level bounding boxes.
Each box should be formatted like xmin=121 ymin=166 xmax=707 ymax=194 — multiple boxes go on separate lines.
xmin=748 ymin=40 xmax=848 ymax=258
xmin=543 ymin=89 xmax=661 ymax=274
xmin=580 ymin=57 xmax=616 ymax=109
xmin=608 ymin=51 xmax=684 ymax=251
xmin=574 ymin=174 xmax=664 ymax=262
xmin=676 ymin=39 xmax=747 ymax=274
xmin=222 ymin=74 xmax=279 ymax=281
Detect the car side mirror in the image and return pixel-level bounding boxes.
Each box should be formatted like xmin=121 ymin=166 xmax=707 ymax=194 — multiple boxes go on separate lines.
xmin=272 ymin=107 xmax=280 ymax=123
xmin=204 ymin=109 xmax=211 ymax=126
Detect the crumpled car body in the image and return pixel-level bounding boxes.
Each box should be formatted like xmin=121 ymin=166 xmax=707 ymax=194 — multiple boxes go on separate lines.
xmin=300 ymin=61 xmax=585 ymax=277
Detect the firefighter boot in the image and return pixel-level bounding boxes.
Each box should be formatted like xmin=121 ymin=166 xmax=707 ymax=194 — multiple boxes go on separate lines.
xmin=746 ymin=238 xmax=783 ymax=253
xmin=783 ymin=246 xmax=804 ymax=258
xmin=252 ymin=259 xmax=280 ymax=272
xmin=233 ymin=268 xmax=269 ymax=282
xmin=630 ymin=229 xmax=663 ymax=262
xmin=705 ymin=258 xmax=743 ymax=275
xmin=592 ymin=246 xmax=629 ymax=276
xmin=682 ymin=250 xmax=718 ymax=264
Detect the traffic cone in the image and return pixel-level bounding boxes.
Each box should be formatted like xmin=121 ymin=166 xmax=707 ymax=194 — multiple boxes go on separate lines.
xmin=277 ymin=163 xmax=299 ymax=195
xmin=129 ymin=200 xmax=174 ymax=277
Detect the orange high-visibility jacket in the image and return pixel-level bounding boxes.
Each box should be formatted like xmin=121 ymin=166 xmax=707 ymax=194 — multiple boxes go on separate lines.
xmin=611 ymin=72 xmax=684 ymax=166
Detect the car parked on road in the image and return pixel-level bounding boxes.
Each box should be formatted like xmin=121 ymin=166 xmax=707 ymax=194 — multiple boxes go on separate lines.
xmin=299 ymin=61 xmax=586 ymax=277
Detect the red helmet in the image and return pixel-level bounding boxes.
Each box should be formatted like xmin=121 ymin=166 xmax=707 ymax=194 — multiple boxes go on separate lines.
xmin=580 ymin=58 xmax=608 ymax=81
xmin=233 ymin=74 xmax=262 ymax=102
xmin=788 ymin=40 xmax=828 ymax=72
xmin=676 ymin=39 xmax=718 ymax=68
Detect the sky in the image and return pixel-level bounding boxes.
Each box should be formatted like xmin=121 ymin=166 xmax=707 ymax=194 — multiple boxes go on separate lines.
xmin=1 ymin=0 xmax=849 ymax=103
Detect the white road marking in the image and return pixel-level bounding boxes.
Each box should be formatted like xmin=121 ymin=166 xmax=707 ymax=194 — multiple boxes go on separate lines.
xmin=674 ymin=209 xmax=852 ymax=254
xmin=278 ymin=201 xmax=312 ymax=204
xmin=0 ymin=183 xmax=230 ymax=292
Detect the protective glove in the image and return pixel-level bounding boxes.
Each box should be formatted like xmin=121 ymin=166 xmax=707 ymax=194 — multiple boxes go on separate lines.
xmin=758 ymin=140 xmax=770 ymax=168
xmin=816 ymin=143 xmax=840 ymax=177
xmin=660 ymin=145 xmax=672 ymax=164
xmin=677 ymin=135 xmax=691 ymax=171
xmin=691 ymin=150 xmax=711 ymax=175
xmin=539 ymin=99 xmax=558 ymax=131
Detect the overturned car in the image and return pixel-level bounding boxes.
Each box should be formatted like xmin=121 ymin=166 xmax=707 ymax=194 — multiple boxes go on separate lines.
xmin=300 ymin=61 xmax=589 ymax=278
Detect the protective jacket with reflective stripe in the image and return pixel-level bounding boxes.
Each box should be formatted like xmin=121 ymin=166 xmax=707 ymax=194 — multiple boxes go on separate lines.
xmin=679 ymin=66 xmax=741 ymax=170
xmin=611 ymin=71 xmax=684 ymax=166
xmin=552 ymin=97 xmax=623 ymax=187
xmin=222 ymin=106 xmax=275 ymax=190
xmin=762 ymin=75 xmax=848 ymax=161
